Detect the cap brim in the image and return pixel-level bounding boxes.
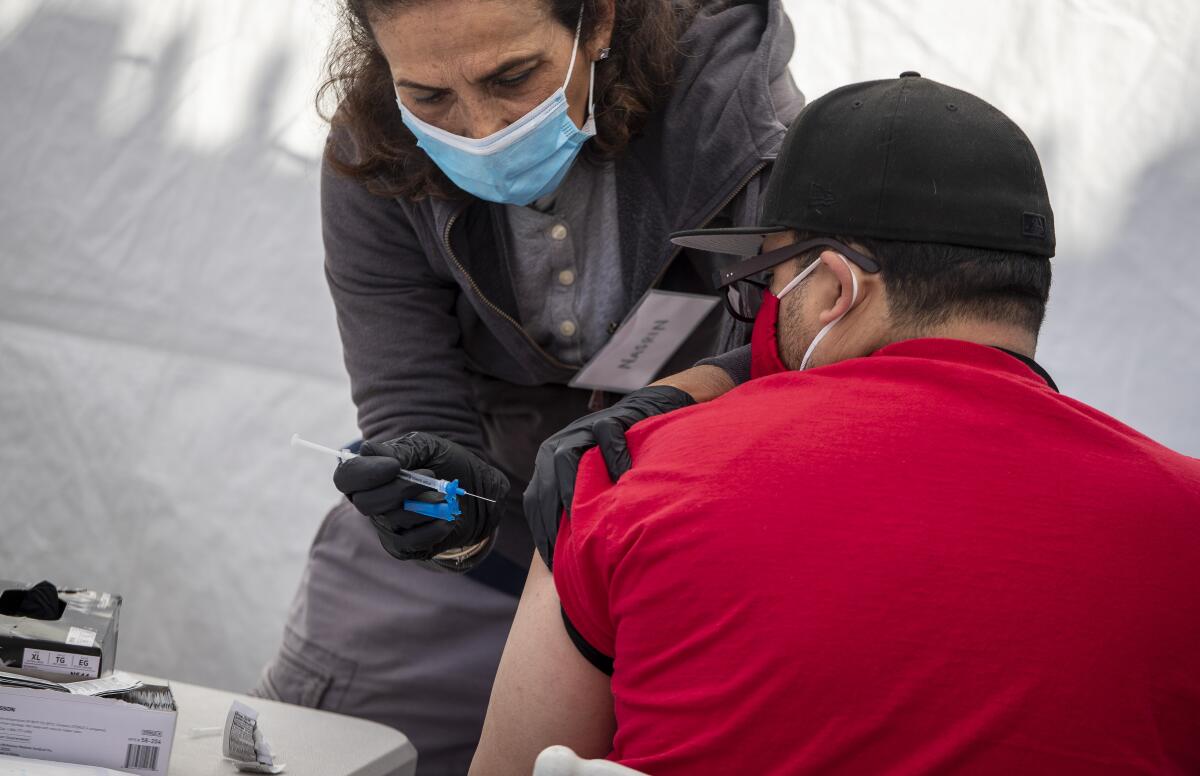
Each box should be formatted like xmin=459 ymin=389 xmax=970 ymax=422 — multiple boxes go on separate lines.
xmin=669 ymin=225 xmax=789 ymax=256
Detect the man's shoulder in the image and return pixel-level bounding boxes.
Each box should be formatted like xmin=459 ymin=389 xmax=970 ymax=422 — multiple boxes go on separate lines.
xmin=629 ymin=346 xmax=1200 ymax=490
xmin=568 ymin=381 xmax=808 ymax=523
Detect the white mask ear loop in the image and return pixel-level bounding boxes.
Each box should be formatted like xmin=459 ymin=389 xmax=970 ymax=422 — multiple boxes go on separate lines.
xmin=562 ymin=7 xmax=584 ymax=91
xmin=563 ymin=5 xmax=597 ymax=132
xmin=582 ymin=60 xmax=596 ymax=132
xmin=800 ymin=253 xmax=859 ymax=370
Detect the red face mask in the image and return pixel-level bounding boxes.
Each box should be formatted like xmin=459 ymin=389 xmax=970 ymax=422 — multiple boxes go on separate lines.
xmin=750 ymin=289 xmax=789 ymax=379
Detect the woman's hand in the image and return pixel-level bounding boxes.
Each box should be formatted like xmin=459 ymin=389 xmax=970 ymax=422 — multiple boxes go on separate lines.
xmin=523 ymin=365 xmax=736 ymax=568
xmin=334 ymin=432 xmax=510 ymax=566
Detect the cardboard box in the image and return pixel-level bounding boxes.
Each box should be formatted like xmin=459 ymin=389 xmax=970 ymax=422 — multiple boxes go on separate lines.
xmin=0 ymin=684 xmax=175 ymax=774
xmin=0 ymin=582 xmax=121 ymax=680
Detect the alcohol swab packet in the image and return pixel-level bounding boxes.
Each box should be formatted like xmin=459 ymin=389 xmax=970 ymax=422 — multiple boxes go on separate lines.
xmin=222 ymin=700 xmax=286 ymax=774
xmin=189 ymin=725 xmax=222 ymax=738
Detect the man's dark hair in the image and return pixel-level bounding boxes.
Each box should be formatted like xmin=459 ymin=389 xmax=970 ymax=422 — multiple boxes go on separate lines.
xmin=798 ymin=232 xmax=1052 ymax=335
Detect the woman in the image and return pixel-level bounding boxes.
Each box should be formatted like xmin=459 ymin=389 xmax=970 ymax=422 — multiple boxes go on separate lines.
xmin=253 ymin=0 xmax=802 ymax=772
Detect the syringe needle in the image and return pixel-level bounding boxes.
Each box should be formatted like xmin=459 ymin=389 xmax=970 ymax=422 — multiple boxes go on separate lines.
xmin=460 ymin=491 xmax=497 ymax=503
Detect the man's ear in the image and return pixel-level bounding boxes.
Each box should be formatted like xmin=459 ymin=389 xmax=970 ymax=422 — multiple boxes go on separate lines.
xmin=816 ymin=250 xmax=861 ymax=324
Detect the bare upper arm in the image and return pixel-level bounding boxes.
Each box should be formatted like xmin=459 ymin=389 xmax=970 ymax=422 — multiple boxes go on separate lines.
xmin=469 ymin=552 xmax=615 ymax=776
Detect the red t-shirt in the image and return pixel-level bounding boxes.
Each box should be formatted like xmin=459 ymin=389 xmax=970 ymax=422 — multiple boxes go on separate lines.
xmin=554 ymin=339 xmax=1200 ymax=775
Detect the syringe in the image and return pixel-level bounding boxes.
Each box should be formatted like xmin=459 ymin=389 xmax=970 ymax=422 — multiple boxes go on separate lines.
xmin=290 ymin=434 xmax=495 ymax=521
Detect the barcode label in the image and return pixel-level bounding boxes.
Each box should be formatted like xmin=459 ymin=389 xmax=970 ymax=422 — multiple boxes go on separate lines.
xmin=124 ymin=743 xmax=160 ymax=771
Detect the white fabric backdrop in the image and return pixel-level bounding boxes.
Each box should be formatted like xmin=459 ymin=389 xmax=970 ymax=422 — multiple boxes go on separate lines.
xmin=1 ymin=0 xmax=1197 ymax=692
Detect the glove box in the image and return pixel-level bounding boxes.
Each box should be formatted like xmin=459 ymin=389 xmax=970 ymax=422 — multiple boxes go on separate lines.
xmin=0 ymin=580 xmax=121 ymax=680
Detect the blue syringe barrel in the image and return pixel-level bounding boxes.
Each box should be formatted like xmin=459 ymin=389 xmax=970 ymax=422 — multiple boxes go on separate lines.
xmin=396 ymin=470 xmax=464 ymax=522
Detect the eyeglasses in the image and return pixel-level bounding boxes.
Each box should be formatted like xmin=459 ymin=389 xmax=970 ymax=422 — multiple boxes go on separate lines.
xmin=716 ymin=238 xmax=881 ymax=322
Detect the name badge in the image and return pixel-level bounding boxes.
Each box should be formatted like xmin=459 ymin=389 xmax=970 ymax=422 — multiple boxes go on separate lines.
xmin=569 ymin=290 xmax=719 ymax=393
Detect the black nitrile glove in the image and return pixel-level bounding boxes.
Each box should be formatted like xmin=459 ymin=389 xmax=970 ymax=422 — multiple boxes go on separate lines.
xmin=333 ymin=432 xmax=510 ymax=564
xmin=523 ymin=385 xmax=695 ymax=567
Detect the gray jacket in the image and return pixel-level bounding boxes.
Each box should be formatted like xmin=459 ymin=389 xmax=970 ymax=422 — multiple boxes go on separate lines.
xmin=322 ymin=0 xmax=804 ymax=568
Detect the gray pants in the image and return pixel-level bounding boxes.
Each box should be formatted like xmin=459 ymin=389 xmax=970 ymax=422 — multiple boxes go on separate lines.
xmin=252 ymin=499 xmax=521 ymax=776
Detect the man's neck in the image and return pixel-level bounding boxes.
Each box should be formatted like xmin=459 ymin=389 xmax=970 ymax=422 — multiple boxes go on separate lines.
xmin=883 ymin=316 xmax=1041 ymax=359
xmin=896 ymin=319 xmax=1037 ymax=358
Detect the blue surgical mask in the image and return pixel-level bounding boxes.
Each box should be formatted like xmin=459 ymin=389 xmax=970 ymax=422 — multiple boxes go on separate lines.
xmin=395 ymin=9 xmax=597 ymax=206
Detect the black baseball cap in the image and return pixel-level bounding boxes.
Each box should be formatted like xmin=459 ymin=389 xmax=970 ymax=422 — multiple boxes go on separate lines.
xmin=671 ymin=72 xmax=1055 ymax=258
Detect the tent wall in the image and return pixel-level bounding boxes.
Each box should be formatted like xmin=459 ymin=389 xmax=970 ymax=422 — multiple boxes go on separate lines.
xmin=1 ymin=0 xmax=1196 ymax=691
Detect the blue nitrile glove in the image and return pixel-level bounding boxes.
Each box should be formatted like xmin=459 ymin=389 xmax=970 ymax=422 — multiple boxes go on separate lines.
xmin=523 ymin=386 xmax=695 ymax=568
xmin=334 ymin=432 xmax=510 ymax=563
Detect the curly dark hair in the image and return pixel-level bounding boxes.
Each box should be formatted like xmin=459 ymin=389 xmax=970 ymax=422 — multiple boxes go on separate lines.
xmin=319 ymin=0 xmax=698 ymax=200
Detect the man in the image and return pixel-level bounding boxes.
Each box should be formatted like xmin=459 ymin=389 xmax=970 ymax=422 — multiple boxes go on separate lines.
xmin=469 ymin=73 xmax=1200 ymax=775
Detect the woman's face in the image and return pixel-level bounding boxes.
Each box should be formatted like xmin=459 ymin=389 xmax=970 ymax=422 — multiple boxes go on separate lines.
xmin=374 ymin=0 xmax=611 ymax=139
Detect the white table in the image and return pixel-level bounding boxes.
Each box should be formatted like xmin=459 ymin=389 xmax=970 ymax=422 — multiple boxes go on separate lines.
xmin=137 ymin=675 xmax=417 ymax=776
